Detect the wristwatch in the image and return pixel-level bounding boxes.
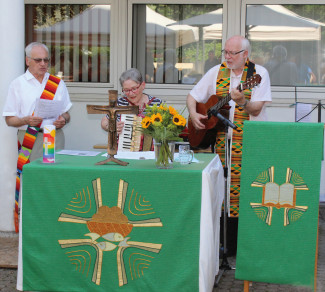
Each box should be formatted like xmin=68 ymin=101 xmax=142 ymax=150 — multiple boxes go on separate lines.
xmin=237 ymin=99 xmax=248 ymax=108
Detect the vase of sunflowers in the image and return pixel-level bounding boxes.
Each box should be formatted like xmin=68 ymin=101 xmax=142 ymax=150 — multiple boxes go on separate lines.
xmin=141 ymin=104 xmax=187 ymax=169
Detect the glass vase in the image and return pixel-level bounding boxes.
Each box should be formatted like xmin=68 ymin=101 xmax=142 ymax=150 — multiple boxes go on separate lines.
xmin=154 ymin=141 xmax=175 ymax=169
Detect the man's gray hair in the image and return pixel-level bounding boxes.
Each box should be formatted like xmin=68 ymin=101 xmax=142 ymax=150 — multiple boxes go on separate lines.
xmin=25 ymin=42 xmax=49 ymax=57
xmin=241 ymin=38 xmax=251 ymax=57
xmin=119 ymin=68 xmax=143 ymax=87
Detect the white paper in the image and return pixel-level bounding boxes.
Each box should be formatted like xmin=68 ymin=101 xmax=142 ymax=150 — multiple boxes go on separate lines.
xmin=104 ymin=151 xmax=156 ymax=160
xmin=296 ymin=103 xmax=312 ymax=122
xmin=56 ymin=150 xmax=101 ymax=157
xmin=103 ymin=151 xmax=199 ymax=162
xmin=34 ymin=99 xmax=63 ymax=120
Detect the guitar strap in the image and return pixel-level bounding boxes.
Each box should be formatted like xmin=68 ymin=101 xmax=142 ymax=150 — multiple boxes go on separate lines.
xmin=247 ymin=60 xmax=255 ymax=79
xmin=14 ymin=74 xmax=61 ymax=232
xmin=215 ymin=59 xmax=256 ymax=217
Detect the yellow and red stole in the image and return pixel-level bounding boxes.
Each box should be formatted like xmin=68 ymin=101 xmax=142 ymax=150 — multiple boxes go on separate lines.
xmin=215 ymin=60 xmax=255 ymax=217
xmin=15 ymin=74 xmax=61 ymax=232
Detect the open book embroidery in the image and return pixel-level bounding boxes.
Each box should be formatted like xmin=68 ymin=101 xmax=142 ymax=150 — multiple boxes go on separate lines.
xmin=250 ymin=167 xmax=308 ymax=226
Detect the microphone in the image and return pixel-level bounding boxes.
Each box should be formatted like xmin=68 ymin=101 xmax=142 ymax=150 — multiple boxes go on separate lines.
xmin=211 ymin=110 xmax=237 ymax=130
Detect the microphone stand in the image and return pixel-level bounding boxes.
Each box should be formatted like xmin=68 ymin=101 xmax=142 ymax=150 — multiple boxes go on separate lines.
xmin=212 ymin=110 xmax=237 ymax=287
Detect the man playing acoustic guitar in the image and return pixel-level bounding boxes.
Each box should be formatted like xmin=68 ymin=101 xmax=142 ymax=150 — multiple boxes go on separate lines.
xmin=186 ymin=35 xmax=272 ymax=253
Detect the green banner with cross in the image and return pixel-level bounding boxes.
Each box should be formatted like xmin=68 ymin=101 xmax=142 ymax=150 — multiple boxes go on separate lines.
xmin=236 ymin=121 xmax=323 ymax=290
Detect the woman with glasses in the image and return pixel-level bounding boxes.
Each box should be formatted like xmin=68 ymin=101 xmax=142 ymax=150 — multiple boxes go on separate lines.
xmin=101 ymin=68 xmax=162 ymax=136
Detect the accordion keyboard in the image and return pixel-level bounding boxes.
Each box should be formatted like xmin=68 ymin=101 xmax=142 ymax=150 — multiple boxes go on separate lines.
xmin=118 ymin=114 xmax=142 ymax=152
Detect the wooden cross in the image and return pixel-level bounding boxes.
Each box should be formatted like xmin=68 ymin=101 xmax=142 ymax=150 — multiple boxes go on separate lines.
xmin=87 ymin=90 xmax=139 ymax=166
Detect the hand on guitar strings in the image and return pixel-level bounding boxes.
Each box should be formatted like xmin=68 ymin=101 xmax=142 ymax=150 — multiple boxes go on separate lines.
xmin=189 ymin=111 xmax=208 ymax=130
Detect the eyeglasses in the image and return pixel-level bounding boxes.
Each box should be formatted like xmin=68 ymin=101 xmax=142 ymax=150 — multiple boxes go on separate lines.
xmin=122 ymin=83 xmax=142 ymax=94
xmin=28 ymin=57 xmax=50 ymax=64
xmin=221 ymin=50 xmax=244 ymax=57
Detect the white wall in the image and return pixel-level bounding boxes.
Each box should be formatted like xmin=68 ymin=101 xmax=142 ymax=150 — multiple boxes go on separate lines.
xmin=64 ymin=100 xmax=108 ymax=150
xmin=0 ymin=1 xmax=24 ymax=231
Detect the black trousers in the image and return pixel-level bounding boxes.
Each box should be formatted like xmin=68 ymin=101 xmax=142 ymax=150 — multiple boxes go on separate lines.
xmin=219 ymin=216 xmax=238 ymax=257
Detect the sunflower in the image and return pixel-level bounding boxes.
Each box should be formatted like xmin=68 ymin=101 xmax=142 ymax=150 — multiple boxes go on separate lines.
xmin=173 ymin=114 xmax=186 ymax=126
xmin=141 ymin=116 xmax=152 ymax=128
xmin=141 ymin=103 xmax=187 ymax=144
xmin=151 ymin=113 xmax=163 ymax=123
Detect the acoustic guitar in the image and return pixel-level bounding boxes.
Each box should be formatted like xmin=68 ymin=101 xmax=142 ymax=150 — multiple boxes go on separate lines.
xmin=188 ymin=74 xmax=262 ymax=149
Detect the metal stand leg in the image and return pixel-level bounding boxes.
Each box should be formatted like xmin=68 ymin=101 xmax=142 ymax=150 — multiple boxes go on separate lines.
xmin=214 ymin=127 xmax=235 ymax=287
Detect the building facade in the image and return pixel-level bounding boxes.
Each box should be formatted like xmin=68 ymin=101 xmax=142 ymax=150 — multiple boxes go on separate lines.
xmin=0 ymin=0 xmax=324 ymax=231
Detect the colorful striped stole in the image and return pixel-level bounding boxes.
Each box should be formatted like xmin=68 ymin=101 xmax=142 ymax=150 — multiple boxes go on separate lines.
xmin=14 ymin=74 xmax=61 ymax=232
xmin=215 ymin=60 xmax=255 ymax=217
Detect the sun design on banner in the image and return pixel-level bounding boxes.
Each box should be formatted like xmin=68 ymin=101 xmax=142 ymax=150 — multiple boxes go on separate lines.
xmin=57 ymin=178 xmax=163 ymax=287
xmin=250 ymin=166 xmax=309 ymax=226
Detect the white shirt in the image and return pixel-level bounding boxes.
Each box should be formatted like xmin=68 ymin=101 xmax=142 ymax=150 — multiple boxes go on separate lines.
xmin=189 ymin=63 xmax=272 ymax=121
xmin=2 ymin=70 xmax=72 ymax=130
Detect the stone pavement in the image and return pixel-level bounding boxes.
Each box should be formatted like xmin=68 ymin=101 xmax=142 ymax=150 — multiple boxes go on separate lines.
xmin=0 ymin=204 xmax=324 ymax=292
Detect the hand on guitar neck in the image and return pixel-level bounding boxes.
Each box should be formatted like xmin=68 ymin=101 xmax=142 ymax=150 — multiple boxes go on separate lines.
xmin=187 ymin=74 xmax=262 ymax=149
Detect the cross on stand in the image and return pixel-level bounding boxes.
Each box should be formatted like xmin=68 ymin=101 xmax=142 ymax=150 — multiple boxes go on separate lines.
xmin=87 ymin=90 xmax=139 ymax=166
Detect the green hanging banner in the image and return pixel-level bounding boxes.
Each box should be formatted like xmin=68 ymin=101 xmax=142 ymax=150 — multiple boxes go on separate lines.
xmin=236 ymin=121 xmax=324 ymax=290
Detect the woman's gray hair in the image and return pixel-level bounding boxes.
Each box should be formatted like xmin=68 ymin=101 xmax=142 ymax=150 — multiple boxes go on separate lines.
xmin=119 ymin=68 xmax=143 ymax=87
xmin=25 ymin=42 xmax=49 ymax=57
xmin=241 ymin=38 xmax=251 ymax=57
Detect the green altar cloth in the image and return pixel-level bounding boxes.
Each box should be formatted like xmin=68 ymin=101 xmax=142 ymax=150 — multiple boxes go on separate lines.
xmin=235 ymin=122 xmax=324 ymax=289
xmin=19 ymin=153 xmax=220 ymax=292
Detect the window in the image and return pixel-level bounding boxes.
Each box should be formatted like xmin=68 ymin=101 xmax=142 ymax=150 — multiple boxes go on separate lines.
xmin=132 ymin=4 xmax=223 ymax=85
xmin=25 ymin=4 xmax=111 ymax=83
xmin=246 ymin=4 xmax=325 ymax=87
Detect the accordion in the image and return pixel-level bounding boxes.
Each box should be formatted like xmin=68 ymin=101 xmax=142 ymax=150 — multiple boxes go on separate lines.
xmin=118 ymin=114 xmax=153 ymax=152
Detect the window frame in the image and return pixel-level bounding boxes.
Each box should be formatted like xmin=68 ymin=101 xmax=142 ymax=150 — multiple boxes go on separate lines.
xmin=25 ymin=0 xmax=118 ymax=99
xmin=24 ymin=0 xmax=325 ymax=102
xmin=127 ymin=0 xmax=228 ymax=98
xmin=241 ymin=0 xmax=325 ymax=102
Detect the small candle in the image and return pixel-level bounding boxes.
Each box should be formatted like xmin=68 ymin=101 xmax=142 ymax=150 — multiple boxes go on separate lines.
xmin=43 ymin=125 xmax=56 ymax=163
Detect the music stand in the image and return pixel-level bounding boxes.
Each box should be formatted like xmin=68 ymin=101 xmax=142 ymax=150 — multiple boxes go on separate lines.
xmin=295 ymin=100 xmax=324 ymax=123
xmin=212 ymin=111 xmax=236 ymax=286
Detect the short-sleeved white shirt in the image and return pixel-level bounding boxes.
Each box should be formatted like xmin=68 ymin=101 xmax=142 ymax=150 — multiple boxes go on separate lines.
xmin=189 ymin=63 xmax=272 ymax=121
xmin=2 ymin=70 xmax=72 ymax=129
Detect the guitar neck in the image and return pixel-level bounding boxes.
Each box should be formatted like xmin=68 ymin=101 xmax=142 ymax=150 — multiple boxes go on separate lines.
xmin=208 ymin=83 xmax=243 ymax=115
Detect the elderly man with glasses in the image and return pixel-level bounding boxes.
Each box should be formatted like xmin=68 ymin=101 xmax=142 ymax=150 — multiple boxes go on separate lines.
xmin=186 ymin=35 xmax=272 ymax=255
xmin=3 ymin=42 xmax=72 ymax=161
xmin=3 ymin=41 xmax=72 ymax=231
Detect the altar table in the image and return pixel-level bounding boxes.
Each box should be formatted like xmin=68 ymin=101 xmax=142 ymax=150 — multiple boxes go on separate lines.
xmin=17 ymin=153 xmax=224 ymax=292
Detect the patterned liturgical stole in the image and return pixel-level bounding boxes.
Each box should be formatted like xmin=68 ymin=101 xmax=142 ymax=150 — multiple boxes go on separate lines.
xmin=14 ymin=74 xmax=61 ymax=232
xmin=215 ymin=60 xmax=255 ymax=217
